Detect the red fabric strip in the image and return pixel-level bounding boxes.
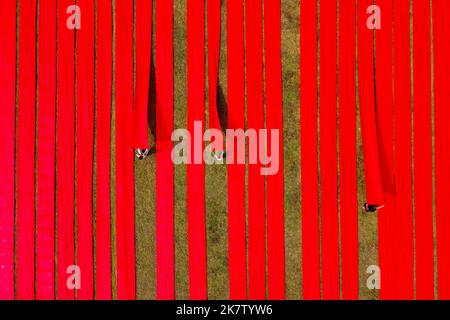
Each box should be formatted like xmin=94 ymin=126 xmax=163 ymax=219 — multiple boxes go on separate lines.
xmin=375 ymin=0 xmax=395 ymax=300
xmin=37 ymin=0 xmax=56 ymax=300
xmin=207 ymin=0 xmax=221 ymax=132
xmin=339 ymin=0 xmax=358 ymax=300
xmin=187 ymin=0 xmax=207 ymax=300
xmin=115 ymin=0 xmax=136 ymax=299
xmin=392 ymin=0 xmax=414 ymax=299
xmin=95 ymin=0 xmax=113 ymax=300
xmin=57 ymin=0 xmax=75 ymax=300
xmin=245 ymin=0 xmax=265 ymax=300
xmin=17 ymin=0 xmax=37 ymax=300
xmin=0 ymin=0 xmax=16 ymax=300
xmin=319 ymin=0 xmax=339 ymax=300
xmin=433 ymin=0 xmax=450 ymax=300
xmin=413 ymin=0 xmax=434 ymax=300
xmin=132 ymin=0 xmax=153 ymax=149
xmin=155 ymin=0 xmax=175 ymax=300
xmin=374 ymin=0 xmax=395 ymax=204
xmin=357 ymin=0 xmax=384 ymax=208
xmin=300 ymin=0 xmax=320 ymax=300
xmin=76 ymin=0 xmax=95 ymax=300
xmin=226 ymin=0 xmax=247 ymax=300
xmin=264 ymin=0 xmax=285 ymax=300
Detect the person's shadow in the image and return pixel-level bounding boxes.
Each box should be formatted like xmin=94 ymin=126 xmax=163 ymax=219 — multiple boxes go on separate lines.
xmin=216 ymin=84 xmax=228 ymax=131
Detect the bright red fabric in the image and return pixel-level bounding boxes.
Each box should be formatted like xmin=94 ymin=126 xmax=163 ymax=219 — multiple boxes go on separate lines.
xmin=37 ymin=0 xmax=57 ymax=300
xmin=413 ymin=0 xmax=434 ymax=300
xmin=393 ymin=0 xmax=414 ymax=299
xmin=208 ymin=0 xmax=222 ymax=132
xmin=1 ymin=0 xmax=441 ymax=302
xmin=155 ymin=0 xmax=175 ymax=300
xmin=375 ymin=0 xmax=395 ymax=300
xmin=76 ymin=0 xmax=95 ymax=300
xmin=187 ymin=0 xmax=207 ymax=300
xmin=300 ymin=0 xmax=320 ymax=300
xmin=264 ymin=0 xmax=285 ymax=300
xmin=115 ymin=0 xmax=136 ymax=299
xmin=226 ymin=0 xmax=247 ymax=300
xmin=433 ymin=0 xmax=450 ymax=300
xmin=17 ymin=0 xmax=37 ymax=300
xmin=0 ymin=0 xmax=16 ymax=300
xmin=320 ymin=0 xmax=339 ymax=300
xmin=57 ymin=0 xmax=75 ymax=300
xmin=245 ymin=0 xmax=266 ymax=300
xmin=96 ymin=0 xmax=113 ymax=300
xmin=132 ymin=0 xmax=153 ymax=149
xmin=339 ymin=0 xmax=358 ymax=300
xmin=357 ymin=0 xmax=384 ymax=208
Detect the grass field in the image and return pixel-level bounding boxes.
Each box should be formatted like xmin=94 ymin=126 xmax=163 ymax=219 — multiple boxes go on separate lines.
xmin=128 ymin=0 xmax=380 ymax=300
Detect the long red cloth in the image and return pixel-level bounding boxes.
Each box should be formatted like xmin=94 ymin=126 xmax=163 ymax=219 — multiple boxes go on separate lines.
xmin=375 ymin=0 xmax=395 ymax=300
xmin=96 ymin=0 xmax=113 ymax=300
xmin=115 ymin=0 xmax=136 ymax=299
xmin=264 ymin=0 xmax=285 ymax=300
xmin=320 ymin=0 xmax=339 ymax=300
xmin=357 ymin=0 xmax=384 ymax=208
xmin=392 ymin=0 xmax=414 ymax=299
xmin=0 ymin=0 xmax=16 ymax=300
xmin=245 ymin=0 xmax=266 ymax=300
xmin=208 ymin=0 xmax=222 ymax=132
xmin=76 ymin=0 xmax=95 ymax=299
xmin=300 ymin=0 xmax=320 ymax=300
xmin=433 ymin=0 xmax=450 ymax=300
xmin=226 ymin=0 xmax=247 ymax=300
xmin=339 ymin=0 xmax=359 ymax=300
xmin=57 ymin=0 xmax=75 ymax=300
xmin=413 ymin=0 xmax=434 ymax=300
xmin=37 ymin=0 xmax=57 ymax=300
xmin=132 ymin=0 xmax=153 ymax=149
xmin=155 ymin=0 xmax=175 ymax=300
xmin=17 ymin=0 xmax=36 ymax=300
xmin=187 ymin=0 xmax=207 ymax=300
